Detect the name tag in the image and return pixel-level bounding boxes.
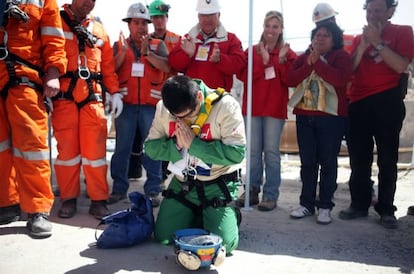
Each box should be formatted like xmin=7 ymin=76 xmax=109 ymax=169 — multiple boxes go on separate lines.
xmin=195 ymin=45 xmax=210 ymax=61
xmin=131 ymin=62 xmax=144 ymax=77
xmin=265 ymin=66 xmax=276 ymax=80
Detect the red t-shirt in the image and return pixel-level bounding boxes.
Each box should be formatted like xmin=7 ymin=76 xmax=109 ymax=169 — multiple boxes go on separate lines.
xmin=348 ymin=23 xmax=414 ymax=103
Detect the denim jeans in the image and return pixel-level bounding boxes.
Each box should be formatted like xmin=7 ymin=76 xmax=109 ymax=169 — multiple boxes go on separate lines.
xmin=245 ymin=116 xmax=285 ymax=201
xmin=296 ymin=114 xmax=346 ymax=211
xmin=110 ymin=104 xmax=161 ymax=195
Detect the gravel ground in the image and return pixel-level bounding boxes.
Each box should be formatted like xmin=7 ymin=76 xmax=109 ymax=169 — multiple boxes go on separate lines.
xmin=1 ymin=149 xmax=413 ymax=274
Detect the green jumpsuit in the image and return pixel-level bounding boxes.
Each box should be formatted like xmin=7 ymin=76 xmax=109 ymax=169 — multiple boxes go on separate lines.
xmin=144 ymin=80 xmax=246 ymax=253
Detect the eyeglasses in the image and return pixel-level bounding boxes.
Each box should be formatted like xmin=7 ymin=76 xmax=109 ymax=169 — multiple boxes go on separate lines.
xmin=173 ymin=104 xmax=198 ymax=119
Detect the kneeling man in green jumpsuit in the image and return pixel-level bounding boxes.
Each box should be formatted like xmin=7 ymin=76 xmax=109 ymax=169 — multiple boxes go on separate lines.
xmin=144 ymin=75 xmax=246 ymax=254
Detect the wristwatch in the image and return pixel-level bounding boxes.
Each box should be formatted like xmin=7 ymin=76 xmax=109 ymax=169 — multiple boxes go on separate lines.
xmin=375 ymin=42 xmax=385 ymax=52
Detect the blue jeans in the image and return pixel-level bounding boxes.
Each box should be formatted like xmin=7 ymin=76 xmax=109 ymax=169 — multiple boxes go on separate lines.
xmin=296 ymin=115 xmax=346 ymax=211
xmin=246 ymin=116 xmax=285 ymax=201
xmin=110 ymin=104 xmax=161 ymax=195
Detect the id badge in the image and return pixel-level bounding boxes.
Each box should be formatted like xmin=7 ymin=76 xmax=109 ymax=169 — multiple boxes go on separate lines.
xmin=195 ymin=45 xmax=210 ymax=61
xmin=131 ymin=62 xmax=144 ymax=77
xmin=265 ymin=66 xmax=276 ymax=80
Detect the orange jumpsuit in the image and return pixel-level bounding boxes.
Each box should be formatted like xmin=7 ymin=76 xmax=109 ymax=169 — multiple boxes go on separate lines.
xmin=51 ymin=4 xmax=119 ymax=201
xmin=150 ymin=30 xmax=180 ymax=80
xmin=0 ymin=0 xmax=67 ymax=213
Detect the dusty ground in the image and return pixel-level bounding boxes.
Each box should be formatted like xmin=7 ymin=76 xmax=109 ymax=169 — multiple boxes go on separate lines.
xmin=2 ymin=87 xmax=414 ymax=273
xmin=1 ymin=149 xmax=413 ymax=274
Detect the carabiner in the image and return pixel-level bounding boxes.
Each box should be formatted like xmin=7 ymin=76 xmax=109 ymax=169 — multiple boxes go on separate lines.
xmin=78 ymin=66 xmax=91 ymax=80
xmin=0 ymin=31 xmax=8 ymax=60
xmin=0 ymin=47 xmax=8 ymax=60
xmin=77 ymin=54 xmax=90 ymax=79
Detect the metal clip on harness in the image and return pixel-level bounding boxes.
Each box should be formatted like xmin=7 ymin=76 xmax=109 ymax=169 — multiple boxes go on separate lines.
xmin=77 ymin=54 xmax=91 ymax=80
xmin=0 ymin=32 xmax=8 ymax=60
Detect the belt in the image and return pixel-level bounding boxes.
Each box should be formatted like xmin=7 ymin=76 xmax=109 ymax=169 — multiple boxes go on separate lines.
xmin=184 ymin=169 xmax=241 ymax=186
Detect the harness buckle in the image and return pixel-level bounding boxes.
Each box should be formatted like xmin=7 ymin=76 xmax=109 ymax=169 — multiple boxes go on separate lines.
xmin=211 ymin=198 xmax=225 ymax=208
xmin=184 ymin=166 xmax=197 ymax=182
xmin=78 ymin=66 xmax=91 ymax=80
xmin=77 ymin=55 xmax=90 ymax=80
xmin=17 ymin=76 xmax=38 ymax=90
xmin=181 ymin=181 xmax=190 ymax=193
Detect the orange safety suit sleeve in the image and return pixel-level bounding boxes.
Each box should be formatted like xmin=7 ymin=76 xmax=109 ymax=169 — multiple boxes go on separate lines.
xmin=96 ymin=21 xmax=119 ymax=94
xmin=40 ymin=0 xmax=67 ymax=75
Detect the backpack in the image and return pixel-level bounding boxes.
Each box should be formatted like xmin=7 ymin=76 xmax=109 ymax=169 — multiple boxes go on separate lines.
xmin=95 ymin=191 xmax=154 ymax=248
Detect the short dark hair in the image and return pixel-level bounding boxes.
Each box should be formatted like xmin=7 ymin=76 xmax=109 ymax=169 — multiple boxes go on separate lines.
xmin=363 ymin=0 xmax=398 ymax=19
xmin=310 ymin=22 xmax=344 ymax=50
xmin=161 ymin=75 xmax=199 ymax=115
xmin=364 ymin=0 xmax=398 ymax=9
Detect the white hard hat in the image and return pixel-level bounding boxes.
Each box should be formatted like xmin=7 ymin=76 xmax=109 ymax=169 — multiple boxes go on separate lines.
xmin=196 ymin=0 xmax=221 ymax=15
xmin=312 ymin=3 xmax=338 ymax=23
xmin=122 ymin=2 xmax=151 ymax=23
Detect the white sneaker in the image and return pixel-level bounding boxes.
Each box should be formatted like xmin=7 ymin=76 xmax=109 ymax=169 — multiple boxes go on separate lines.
xmin=290 ymin=206 xmax=313 ymax=219
xmin=317 ymin=208 xmax=332 ymax=224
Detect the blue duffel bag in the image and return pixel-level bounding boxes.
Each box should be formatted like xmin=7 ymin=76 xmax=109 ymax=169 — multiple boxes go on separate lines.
xmin=95 ymin=191 xmax=154 ymax=248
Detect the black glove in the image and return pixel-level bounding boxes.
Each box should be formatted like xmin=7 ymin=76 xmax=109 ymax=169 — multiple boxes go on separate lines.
xmin=73 ymin=24 xmax=104 ymax=48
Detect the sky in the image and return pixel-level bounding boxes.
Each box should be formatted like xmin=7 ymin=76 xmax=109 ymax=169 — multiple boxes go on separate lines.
xmin=58 ymin=0 xmax=414 ymax=52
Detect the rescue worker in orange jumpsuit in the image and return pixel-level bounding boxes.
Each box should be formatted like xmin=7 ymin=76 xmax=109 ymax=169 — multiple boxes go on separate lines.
xmin=0 ymin=0 xmax=67 ymax=238
xmin=52 ymin=0 xmax=123 ymax=220
xmin=109 ymin=3 xmax=170 ymax=207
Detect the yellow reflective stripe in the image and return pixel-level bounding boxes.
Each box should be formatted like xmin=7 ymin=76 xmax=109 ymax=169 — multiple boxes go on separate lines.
xmin=13 ymin=148 xmax=49 ymax=161
xmin=55 ymin=155 xmax=81 ymax=167
xmin=82 ymin=157 xmax=107 ymax=168
xmin=42 ymin=26 xmax=65 ymax=38
xmin=0 ymin=139 xmax=11 ymax=153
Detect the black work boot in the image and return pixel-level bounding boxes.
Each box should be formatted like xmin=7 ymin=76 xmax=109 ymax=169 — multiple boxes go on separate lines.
xmin=26 ymin=213 xmax=52 ymax=238
xmin=0 ymin=204 xmax=21 ymax=225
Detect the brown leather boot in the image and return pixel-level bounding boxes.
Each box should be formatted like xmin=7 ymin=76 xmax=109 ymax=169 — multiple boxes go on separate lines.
xmin=58 ymin=199 xmax=77 ymax=218
xmin=89 ymin=200 xmax=110 ymax=220
xmin=236 ymin=187 xmax=260 ymax=207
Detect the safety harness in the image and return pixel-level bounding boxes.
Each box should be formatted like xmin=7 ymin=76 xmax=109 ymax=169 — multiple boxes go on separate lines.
xmin=0 ymin=2 xmax=43 ymax=100
xmin=163 ymin=88 xmax=241 ymax=217
xmin=53 ymin=10 xmax=105 ymax=109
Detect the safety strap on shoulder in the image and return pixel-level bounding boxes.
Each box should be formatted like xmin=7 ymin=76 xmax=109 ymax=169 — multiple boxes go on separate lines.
xmin=191 ymin=87 xmax=227 ymax=136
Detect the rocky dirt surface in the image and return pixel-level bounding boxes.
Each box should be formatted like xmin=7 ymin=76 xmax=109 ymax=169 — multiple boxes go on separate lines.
xmin=1 ymin=153 xmax=413 ymax=274
xmin=2 ymin=81 xmax=414 ymax=273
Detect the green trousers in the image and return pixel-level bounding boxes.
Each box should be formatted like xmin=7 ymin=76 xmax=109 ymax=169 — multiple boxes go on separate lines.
xmin=154 ymin=177 xmax=240 ymax=253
